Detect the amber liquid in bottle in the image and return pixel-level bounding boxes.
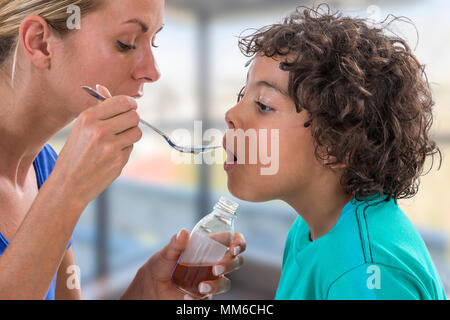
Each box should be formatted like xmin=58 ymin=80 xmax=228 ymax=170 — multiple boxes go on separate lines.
xmin=171 ymin=196 xmax=238 ymax=297
xmin=171 ymin=263 xmax=220 ymax=298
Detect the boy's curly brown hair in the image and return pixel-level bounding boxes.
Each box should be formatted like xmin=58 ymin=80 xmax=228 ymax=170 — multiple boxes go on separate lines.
xmin=238 ymin=4 xmax=441 ymax=202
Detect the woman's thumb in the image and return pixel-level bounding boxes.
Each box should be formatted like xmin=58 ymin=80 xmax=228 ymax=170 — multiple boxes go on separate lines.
xmin=96 ymin=84 xmax=112 ymax=98
xmin=160 ymin=229 xmax=190 ymax=263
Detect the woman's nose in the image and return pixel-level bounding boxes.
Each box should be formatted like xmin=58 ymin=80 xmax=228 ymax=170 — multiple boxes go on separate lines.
xmin=133 ymin=49 xmax=161 ymax=83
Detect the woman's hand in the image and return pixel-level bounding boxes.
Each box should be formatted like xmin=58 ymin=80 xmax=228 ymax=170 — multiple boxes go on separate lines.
xmin=51 ymin=85 xmax=142 ymax=205
xmin=121 ymin=229 xmax=246 ymax=300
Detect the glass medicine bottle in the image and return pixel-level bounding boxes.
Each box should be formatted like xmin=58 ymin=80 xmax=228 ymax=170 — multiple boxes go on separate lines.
xmin=171 ymin=197 xmax=238 ymax=298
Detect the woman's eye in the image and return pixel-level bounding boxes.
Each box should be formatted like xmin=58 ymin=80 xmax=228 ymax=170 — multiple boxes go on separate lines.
xmin=256 ymin=101 xmax=273 ymax=113
xmin=151 ymin=38 xmax=159 ymax=48
xmin=117 ymin=40 xmax=136 ymax=52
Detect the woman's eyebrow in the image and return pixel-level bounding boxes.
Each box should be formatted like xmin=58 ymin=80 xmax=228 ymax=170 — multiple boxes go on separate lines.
xmin=121 ymin=19 xmax=165 ymax=35
xmin=122 ymin=18 xmax=149 ymax=33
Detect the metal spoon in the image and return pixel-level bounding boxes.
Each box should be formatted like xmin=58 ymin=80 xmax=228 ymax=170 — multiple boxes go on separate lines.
xmin=81 ymin=86 xmax=221 ymax=154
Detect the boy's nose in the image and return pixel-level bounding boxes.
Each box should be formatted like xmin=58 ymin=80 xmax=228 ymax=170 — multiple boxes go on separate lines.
xmin=225 ymin=107 xmax=236 ymax=129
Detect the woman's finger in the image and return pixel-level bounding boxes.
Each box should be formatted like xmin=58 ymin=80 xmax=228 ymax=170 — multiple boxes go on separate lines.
xmin=213 ymin=254 xmax=243 ymax=277
xmin=159 ymin=229 xmax=190 ymax=264
xmin=208 ymin=232 xmax=246 ymax=256
xmin=90 ymin=95 xmax=137 ymax=121
xmin=105 ymin=109 xmax=141 ymax=135
xmin=96 ymin=84 xmax=113 ymax=98
xmin=198 ymin=276 xmax=231 ymax=296
xmin=230 ymin=232 xmax=246 ymax=257
xmin=116 ymin=126 xmax=142 ymax=149
xmin=184 ymin=294 xmax=212 ymax=300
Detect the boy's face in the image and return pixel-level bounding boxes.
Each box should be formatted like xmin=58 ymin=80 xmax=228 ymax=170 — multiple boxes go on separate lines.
xmin=223 ymin=55 xmax=328 ymax=202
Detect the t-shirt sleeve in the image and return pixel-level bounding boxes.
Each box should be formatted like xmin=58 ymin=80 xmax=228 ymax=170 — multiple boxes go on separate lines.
xmin=326 ymin=263 xmax=432 ymax=300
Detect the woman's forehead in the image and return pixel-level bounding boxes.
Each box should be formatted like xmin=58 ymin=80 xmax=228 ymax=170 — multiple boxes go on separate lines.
xmin=96 ymin=0 xmax=164 ymax=31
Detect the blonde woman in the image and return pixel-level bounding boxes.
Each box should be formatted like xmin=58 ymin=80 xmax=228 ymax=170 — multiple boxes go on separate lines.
xmin=0 ymin=0 xmax=245 ymax=300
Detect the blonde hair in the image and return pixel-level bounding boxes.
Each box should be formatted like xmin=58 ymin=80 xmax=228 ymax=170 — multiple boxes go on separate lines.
xmin=0 ymin=0 xmax=102 ymax=87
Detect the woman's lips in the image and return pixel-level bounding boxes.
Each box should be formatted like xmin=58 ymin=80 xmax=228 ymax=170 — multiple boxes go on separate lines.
xmin=131 ymin=88 xmax=144 ymax=99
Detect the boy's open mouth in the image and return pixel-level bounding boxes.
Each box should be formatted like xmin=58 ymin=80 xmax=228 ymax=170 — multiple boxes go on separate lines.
xmin=226 ymin=149 xmax=238 ymax=163
xmin=223 ymin=137 xmax=238 ymax=166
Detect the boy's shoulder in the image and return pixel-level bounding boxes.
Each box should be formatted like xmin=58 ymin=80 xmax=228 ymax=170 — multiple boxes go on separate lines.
xmin=282 ymin=197 xmax=445 ymax=299
xmin=353 ymin=197 xmax=432 ymax=269
xmin=330 ymin=197 xmax=445 ymax=299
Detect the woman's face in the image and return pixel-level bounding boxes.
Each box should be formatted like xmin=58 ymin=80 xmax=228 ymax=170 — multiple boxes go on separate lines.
xmin=48 ymin=0 xmax=164 ymax=116
xmin=224 ymin=55 xmax=326 ymax=202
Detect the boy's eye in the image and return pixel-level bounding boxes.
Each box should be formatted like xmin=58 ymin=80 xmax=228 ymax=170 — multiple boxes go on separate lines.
xmin=117 ymin=40 xmax=136 ymax=52
xmin=256 ymin=101 xmax=273 ymax=113
xmin=237 ymin=86 xmax=246 ymax=102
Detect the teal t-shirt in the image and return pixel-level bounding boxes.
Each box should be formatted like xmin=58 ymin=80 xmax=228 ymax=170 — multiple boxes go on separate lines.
xmin=275 ymin=195 xmax=447 ymax=300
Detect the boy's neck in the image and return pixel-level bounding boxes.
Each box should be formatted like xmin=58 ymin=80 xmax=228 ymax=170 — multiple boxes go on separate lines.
xmin=284 ymin=180 xmax=352 ymax=241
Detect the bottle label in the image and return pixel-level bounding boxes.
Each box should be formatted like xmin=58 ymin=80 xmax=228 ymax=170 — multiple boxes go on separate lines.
xmin=180 ymin=232 xmax=229 ymax=264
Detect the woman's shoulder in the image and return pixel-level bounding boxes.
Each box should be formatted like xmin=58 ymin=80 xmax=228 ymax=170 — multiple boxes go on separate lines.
xmin=34 ymin=144 xmax=58 ymax=188
xmin=35 ymin=144 xmax=58 ymax=167
xmin=39 ymin=144 xmax=58 ymax=159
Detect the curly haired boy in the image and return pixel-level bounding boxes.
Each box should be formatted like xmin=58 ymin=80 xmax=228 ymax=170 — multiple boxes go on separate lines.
xmin=223 ymin=4 xmax=445 ymax=299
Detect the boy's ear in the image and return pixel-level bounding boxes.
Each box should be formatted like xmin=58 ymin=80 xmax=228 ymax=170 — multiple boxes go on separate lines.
xmin=329 ymin=162 xmax=346 ymax=170
xmin=323 ymin=156 xmax=346 ymax=169
xmin=321 ymin=146 xmax=347 ymax=170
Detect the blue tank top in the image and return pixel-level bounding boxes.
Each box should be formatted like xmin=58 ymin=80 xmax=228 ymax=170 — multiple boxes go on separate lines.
xmin=0 ymin=144 xmax=73 ymax=300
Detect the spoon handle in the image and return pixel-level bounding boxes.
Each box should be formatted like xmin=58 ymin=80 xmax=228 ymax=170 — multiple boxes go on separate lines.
xmin=81 ymin=86 xmax=221 ymax=154
xmin=81 ymin=86 xmax=163 ymax=135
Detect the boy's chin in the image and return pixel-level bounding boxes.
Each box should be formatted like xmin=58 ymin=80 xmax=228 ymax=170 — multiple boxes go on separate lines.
xmin=227 ymin=182 xmax=275 ymax=203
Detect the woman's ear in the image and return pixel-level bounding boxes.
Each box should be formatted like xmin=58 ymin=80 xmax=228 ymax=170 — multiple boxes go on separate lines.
xmin=19 ymin=14 xmax=55 ymax=70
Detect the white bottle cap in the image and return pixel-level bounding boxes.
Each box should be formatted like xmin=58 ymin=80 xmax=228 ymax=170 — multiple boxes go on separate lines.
xmin=215 ymin=196 xmax=239 ymax=216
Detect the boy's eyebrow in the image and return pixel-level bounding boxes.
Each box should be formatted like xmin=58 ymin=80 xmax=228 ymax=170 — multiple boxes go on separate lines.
xmin=256 ymin=80 xmax=289 ymax=96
